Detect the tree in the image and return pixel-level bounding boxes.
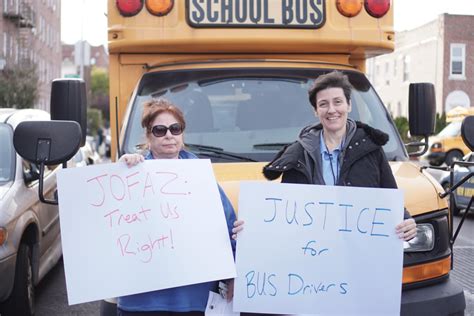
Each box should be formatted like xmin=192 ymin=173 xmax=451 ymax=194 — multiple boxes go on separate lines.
xmin=435 ymin=112 xmax=447 ymax=134
xmin=0 ymin=64 xmax=38 ymax=109
xmin=90 ymin=66 xmax=109 ymax=120
xmin=87 ymin=107 xmax=104 ymax=137
xmin=394 ymin=116 xmax=410 ymax=142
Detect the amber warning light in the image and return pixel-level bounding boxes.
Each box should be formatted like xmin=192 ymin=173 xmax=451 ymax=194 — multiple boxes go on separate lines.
xmin=116 ymin=0 xmax=174 ymax=17
xmin=337 ymin=0 xmax=390 ymax=18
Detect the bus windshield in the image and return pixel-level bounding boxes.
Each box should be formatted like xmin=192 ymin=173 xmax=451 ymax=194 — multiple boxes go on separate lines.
xmin=438 ymin=121 xmax=462 ymax=138
xmin=123 ymin=68 xmax=406 ymax=162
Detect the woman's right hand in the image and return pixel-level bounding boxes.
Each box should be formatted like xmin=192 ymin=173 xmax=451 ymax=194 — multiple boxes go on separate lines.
xmin=119 ymin=153 xmax=144 ymax=167
xmin=232 ymin=220 xmax=244 ymax=240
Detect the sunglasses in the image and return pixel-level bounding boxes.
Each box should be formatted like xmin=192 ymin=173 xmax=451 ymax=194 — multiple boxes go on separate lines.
xmin=151 ymin=123 xmax=184 ymax=137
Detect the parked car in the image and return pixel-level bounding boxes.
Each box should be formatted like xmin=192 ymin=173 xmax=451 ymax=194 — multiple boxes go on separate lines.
xmin=72 ymin=136 xmax=102 ymax=167
xmin=440 ymin=152 xmax=474 ymax=215
xmin=426 ymin=120 xmax=472 ymax=166
xmin=0 ymin=109 xmax=62 ymax=316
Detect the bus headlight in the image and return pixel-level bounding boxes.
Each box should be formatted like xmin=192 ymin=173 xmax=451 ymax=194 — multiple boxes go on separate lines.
xmin=403 ymin=224 xmax=435 ymax=252
xmin=430 ymin=142 xmax=443 ymax=152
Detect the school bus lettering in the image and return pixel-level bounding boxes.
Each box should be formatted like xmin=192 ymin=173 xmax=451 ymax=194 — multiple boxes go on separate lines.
xmin=187 ymin=0 xmax=325 ymax=28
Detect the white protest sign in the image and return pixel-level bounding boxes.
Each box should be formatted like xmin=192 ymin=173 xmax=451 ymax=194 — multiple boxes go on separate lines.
xmin=57 ymin=159 xmax=236 ymax=305
xmin=234 ymin=181 xmax=404 ymax=316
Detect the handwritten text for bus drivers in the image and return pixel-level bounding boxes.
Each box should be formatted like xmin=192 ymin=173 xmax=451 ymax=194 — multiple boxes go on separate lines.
xmin=187 ymin=0 xmax=325 ymax=28
xmin=56 ymin=159 xmax=236 ymax=305
xmin=233 ymin=181 xmax=404 ymax=315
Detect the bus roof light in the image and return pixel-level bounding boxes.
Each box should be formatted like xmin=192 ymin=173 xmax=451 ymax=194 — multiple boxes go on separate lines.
xmin=146 ymin=0 xmax=174 ymax=16
xmin=364 ymin=0 xmax=390 ymax=18
xmin=336 ymin=0 xmax=363 ymax=17
xmin=116 ymin=0 xmax=144 ymax=17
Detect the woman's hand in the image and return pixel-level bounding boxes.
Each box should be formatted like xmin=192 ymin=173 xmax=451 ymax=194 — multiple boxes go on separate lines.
xmin=232 ymin=220 xmax=244 ymax=240
xmin=226 ymin=279 xmax=234 ymax=302
xmin=396 ymin=218 xmax=417 ymax=241
xmin=119 ymin=153 xmax=144 ymax=167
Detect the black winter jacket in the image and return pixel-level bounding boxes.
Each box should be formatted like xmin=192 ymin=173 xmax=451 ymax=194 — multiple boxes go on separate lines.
xmin=263 ymin=121 xmax=410 ymax=218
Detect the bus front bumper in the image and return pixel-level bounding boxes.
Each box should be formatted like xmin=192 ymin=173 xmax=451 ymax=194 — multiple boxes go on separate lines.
xmin=401 ymin=278 xmax=465 ymax=316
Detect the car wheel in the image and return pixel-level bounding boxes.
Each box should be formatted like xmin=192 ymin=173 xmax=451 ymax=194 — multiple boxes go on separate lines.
xmin=445 ymin=150 xmax=463 ymax=166
xmin=442 ymin=183 xmax=461 ymax=216
xmin=429 ymin=159 xmax=442 ymax=167
xmin=2 ymin=243 xmax=35 ymax=316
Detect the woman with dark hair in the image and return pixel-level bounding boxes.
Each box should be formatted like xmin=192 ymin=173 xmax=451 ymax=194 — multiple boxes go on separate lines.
xmin=233 ymin=71 xmax=416 ymax=242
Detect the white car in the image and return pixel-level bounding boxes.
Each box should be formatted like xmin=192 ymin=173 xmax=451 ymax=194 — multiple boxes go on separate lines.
xmin=72 ymin=136 xmax=102 ymax=167
xmin=0 ymin=109 xmax=62 ymax=316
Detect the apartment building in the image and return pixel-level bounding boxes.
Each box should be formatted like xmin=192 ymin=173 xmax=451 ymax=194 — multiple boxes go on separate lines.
xmin=367 ymin=14 xmax=474 ymax=118
xmin=0 ymin=0 xmax=61 ymax=111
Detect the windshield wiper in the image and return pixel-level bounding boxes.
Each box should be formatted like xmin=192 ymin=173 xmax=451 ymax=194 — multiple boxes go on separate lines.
xmin=185 ymin=143 xmax=257 ymax=162
xmin=185 ymin=143 xmax=224 ymax=152
xmin=253 ymin=142 xmax=291 ymax=150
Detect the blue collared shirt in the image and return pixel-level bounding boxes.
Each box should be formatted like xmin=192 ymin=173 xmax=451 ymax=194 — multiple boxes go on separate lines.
xmin=320 ymin=132 xmax=343 ymax=185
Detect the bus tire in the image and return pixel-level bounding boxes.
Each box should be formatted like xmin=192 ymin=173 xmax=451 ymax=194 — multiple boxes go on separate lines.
xmin=445 ymin=150 xmax=463 ymax=166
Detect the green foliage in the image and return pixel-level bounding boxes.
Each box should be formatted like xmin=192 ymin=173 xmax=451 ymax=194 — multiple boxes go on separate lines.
xmin=0 ymin=64 xmax=39 ymax=109
xmin=435 ymin=112 xmax=447 ymax=134
xmin=91 ymin=67 xmax=109 ymax=95
xmin=393 ymin=116 xmax=410 ymax=142
xmin=87 ymin=108 xmax=104 ymax=136
xmin=89 ymin=66 xmax=109 ymax=122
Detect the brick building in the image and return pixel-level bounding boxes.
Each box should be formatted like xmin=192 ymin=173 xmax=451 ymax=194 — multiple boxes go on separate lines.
xmin=367 ymin=14 xmax=474 ymax=118
xmin=61 ymin=41 xmax=108 ymax=79
xmin=0 ymin=0 xmax=61 ymax=111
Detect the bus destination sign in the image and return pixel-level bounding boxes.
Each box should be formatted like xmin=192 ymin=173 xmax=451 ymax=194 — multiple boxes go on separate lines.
xmin=186 ymin=0 xmax=325 ymax=29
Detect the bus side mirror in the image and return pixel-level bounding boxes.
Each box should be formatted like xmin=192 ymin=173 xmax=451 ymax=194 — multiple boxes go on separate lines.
xmin=13 ymin=120 xmax=82 ymax=205
xmin=50 ymin=78 xmax=87 ymax=147
xmin=408 ymin=83 xmax=436 ymax=137
xmin=406 ymin=83 xmax=436 ymax=157
xmin=461 ymin=116 xmax=474 ymax=151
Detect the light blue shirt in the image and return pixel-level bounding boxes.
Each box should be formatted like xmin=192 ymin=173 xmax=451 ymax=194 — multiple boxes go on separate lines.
xmin=320 ymin=132 xmax=343 ymax=185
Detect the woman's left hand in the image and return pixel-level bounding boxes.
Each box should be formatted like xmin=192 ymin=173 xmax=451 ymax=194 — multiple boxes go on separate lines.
xmin=226 ymin=279 xmax=234 ymax=302
xmin=396 ymin=218 xmax=417 ymax=241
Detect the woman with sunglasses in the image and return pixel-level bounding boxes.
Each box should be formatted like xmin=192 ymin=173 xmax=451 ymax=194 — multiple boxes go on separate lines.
xmin=117 ymin=99 xmax=236 ymax=316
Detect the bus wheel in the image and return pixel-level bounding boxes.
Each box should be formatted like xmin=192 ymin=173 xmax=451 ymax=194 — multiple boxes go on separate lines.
xmin=445 ymin=150 xmax=463 ymax=166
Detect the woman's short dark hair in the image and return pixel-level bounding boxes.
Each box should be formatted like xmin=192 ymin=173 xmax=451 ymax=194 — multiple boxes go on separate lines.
xmin=308 ymin=71 xmax=353 ymax=109
xmin=141 ymin=99 xmax=186 ymax=135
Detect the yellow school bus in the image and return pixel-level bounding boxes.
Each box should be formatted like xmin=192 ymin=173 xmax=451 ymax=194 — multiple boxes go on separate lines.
xmin=107 ymin=0 xmax=465 ymax=314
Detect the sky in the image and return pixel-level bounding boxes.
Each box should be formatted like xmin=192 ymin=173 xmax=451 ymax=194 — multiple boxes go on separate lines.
xmin=60 ymin=0 xmax=474 ymax=47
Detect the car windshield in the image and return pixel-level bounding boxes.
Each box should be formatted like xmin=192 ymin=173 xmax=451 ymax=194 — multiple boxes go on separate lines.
xmin=123 ymin=68 xmax=406 ymax=162
xmin=438 ymin=121 xmax=462 ymax=138
xmin=0 ymin=123 xmax=15 ymax=184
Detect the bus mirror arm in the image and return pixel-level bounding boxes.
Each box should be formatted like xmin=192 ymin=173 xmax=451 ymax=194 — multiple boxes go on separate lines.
xmin=37 ymin=162 xmax=59 ymax=205
xmin=450 ymin=195 xmax=473 ymax=248
xmin=406 ymin=135 xmax=430 ymax=157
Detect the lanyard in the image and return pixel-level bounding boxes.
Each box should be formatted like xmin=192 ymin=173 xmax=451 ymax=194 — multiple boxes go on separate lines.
xmin=325 ymin=144 xmax=339 ymax=185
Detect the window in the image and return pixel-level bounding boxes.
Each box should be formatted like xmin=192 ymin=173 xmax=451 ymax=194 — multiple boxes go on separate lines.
xmin=403 ymin=55 xmax=410 ymax=82
xmin=124 ymin=69 xmax=407 ymax=162
xmin=450 ymin=43 xmax=466 ymax=79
